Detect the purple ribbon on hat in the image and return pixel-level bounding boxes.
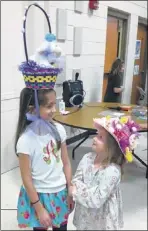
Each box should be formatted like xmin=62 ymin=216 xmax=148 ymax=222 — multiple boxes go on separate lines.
xmin=25 ymin=89 xmax=61 ymax=142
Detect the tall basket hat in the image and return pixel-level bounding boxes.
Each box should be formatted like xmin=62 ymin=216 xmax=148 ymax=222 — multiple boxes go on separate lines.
xmin=19 ymin=2 xmax=63 ymax=90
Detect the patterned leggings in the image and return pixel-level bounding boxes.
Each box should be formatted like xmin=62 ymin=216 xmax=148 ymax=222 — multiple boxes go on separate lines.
xmin=33 ymin=224 xmax=67 ymax=231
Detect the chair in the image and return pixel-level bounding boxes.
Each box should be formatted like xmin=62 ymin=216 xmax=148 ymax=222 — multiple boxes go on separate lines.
xmin=136 ymin=86 xmax=146 ymax=106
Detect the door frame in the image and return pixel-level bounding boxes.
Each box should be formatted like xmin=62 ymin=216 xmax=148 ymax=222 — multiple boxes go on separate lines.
xmin=130 ymin=23 xmax=147 ymax=104
xmin=138 ymin=18 xmax=147 ymax=91
xmin=108 ymin=8 xmax=129 ymax=62
xmin=102 ymin=8 xmax=128 ymax=100
xmin=142 ymin=25 xmax=147 ymax=91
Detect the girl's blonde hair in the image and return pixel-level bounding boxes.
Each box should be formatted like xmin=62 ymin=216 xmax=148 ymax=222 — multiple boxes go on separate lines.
xmin=103 ymin=133 xmax=126 ymax=175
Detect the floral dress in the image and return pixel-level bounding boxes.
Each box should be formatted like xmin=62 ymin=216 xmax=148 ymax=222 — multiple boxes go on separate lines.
xmin=72 ymin=153 xmax=124 ymax=230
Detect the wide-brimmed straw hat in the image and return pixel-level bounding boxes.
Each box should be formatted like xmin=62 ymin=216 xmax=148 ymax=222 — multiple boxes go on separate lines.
xmin=93 ymin=116 xmax=140 ymax=162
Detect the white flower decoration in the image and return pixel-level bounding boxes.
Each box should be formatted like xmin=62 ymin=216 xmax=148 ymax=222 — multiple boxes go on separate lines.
xmin=108 ymin=127 xmax=115 ymax=133
xmin=132 ymin=127 xmax=137 ymax=132
xmin=116 ymin=124 xmax=122 ymax=130
xmin=129 ymin=134 xmax=137 ymax=149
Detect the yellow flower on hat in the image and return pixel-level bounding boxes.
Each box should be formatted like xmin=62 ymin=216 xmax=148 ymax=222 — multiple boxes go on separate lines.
xmin=125 ymin=147 xmax=133 ymax=162
xmin=106 ymin=115 xmax=111 ymax=120
xmin=120 ymin=116 xmax=128 ymax=124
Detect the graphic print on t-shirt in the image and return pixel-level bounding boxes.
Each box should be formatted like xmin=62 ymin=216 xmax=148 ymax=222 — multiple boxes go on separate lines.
xmin=43 ymin=140 xmax=60 ymax=164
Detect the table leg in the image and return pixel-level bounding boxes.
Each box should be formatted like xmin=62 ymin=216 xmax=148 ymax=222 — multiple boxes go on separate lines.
xmin=72 ymin=135 xmax=89 ymax=159
xmin=146 ymin=167 xmax=148 ymax=179
xmin=132 ymin=151 xmax=148 ymax=179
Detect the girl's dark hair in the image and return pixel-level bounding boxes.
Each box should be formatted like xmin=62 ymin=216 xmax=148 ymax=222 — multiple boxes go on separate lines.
xmin=15 ymin=88 xmax=61 ymax=153
xmin=105 ymin=133 xmax=126 ymax=175
xmin=110 ymin=58 xmax=124 ymax=76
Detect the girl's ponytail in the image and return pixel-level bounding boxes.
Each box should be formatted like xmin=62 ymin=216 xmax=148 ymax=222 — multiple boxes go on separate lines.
xmin=15 ymin=88 xmax=33 ymax=152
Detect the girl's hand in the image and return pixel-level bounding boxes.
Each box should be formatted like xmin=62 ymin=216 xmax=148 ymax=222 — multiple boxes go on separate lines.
xmin=35 ymin=205 xmax=52 ymax=228
xmin=120 ymin=86 xmax=124 ymax=92
xmin=67 ymin=195 xmax=75 ymax=213
xmin=68 ymin=185 xmax=77 ymax=197
xmin=68 ymin=186 xmax=73 ymax=197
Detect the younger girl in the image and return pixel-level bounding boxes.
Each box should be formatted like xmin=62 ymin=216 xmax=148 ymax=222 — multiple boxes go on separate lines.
xmin=69 ymin=116 xmax=139 ymax=230
xmin=15 ymin=88 xmax=74 ymax=230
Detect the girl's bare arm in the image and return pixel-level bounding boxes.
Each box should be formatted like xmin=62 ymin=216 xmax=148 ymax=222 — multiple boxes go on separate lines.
xmin=61 ymin=142 xmax=72 ymax=187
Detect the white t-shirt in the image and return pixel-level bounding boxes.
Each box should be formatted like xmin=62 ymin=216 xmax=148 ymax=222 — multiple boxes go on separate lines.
xmin=17 ymin=122 xmax=67 ymax=193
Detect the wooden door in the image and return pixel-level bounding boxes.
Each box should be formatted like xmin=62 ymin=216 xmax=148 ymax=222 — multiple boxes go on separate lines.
xmin=102 ymin=16 xmax=119 ymax=99
xmin=131 ymin=24 xmax=147 ymax=104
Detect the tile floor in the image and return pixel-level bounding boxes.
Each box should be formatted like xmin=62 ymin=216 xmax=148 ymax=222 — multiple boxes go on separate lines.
xmin=1 ymin=133 xmax=147 ymax=230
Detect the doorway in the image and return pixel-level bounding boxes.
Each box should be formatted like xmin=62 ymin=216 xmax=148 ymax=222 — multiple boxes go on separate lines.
xmin=102 ymin=14 xmax=127 ymax=100
xmin=130 ymin=24 xmax=147 ymax=104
